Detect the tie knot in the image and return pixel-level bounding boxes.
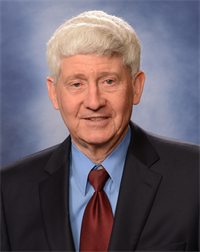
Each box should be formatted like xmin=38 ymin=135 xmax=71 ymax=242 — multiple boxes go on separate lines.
xmin=88 ymin=168 xmax=109 ymax=191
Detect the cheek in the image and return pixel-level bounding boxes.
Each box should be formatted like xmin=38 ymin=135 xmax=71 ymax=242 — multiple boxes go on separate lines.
xmin=113 ymin=89 xmax=133 ymax=114
xmin=57 ymin=93 xmax=80 ymax=120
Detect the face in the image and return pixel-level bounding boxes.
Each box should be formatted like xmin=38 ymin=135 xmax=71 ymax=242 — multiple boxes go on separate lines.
xmin=47 ymin=54 xmax=145 ymax=152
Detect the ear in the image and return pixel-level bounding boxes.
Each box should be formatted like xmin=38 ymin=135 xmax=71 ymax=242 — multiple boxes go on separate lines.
xmin=47 ymin=77 xmax=59 ymax=110
xmin=132 ymin=71 xmax=145 ymax=105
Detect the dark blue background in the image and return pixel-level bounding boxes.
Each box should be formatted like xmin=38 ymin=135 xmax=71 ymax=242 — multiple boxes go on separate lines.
xmin=1 ymin=0 xmax=199 ymax=166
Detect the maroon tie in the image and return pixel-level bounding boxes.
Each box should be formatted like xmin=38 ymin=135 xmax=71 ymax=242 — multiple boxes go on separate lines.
xmin=79 ymin=168 xmax=113 ymax=251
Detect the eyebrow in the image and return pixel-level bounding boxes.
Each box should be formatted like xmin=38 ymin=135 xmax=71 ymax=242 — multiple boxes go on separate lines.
xmin=64 ymin=72 xmax=122 ymax=83
xmin=97 ymin=72 xmax=121 ymax=80
xmin=65 ymin=74 xmax=87 ymax=82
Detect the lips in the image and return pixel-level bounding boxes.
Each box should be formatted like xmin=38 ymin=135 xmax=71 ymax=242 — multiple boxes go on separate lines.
xmin=87 ymin=117 xmax=107 ymax=121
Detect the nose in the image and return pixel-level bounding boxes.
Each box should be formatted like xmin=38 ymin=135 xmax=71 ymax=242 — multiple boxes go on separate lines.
xmin=83 ymin=83 xmax=106 ymax=111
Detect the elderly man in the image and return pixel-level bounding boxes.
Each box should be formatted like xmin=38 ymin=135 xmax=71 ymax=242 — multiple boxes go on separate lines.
xmin=1 ymin=11 xmax=199 ymax=251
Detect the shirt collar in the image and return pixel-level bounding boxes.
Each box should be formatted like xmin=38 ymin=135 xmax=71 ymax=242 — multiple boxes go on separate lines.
xmin=70 ymin=126 xmax=131 ymax=195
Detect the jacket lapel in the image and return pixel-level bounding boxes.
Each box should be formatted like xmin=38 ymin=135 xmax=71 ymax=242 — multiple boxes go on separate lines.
xmin=38 ymin=122 xmax=162 ymax=251
xmin=108 ymin=123 xmax=162 ymax=251
xmin=39 ymin=136 xmax=75 ymax=251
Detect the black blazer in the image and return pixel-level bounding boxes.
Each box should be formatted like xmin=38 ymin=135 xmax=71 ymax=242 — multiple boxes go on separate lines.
xmin=1 ymin=122 xmax=199 ymax=251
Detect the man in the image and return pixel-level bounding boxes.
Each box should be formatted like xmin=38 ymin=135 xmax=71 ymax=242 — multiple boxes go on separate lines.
xmin=1 ymin=10 xmax=199 ymax=251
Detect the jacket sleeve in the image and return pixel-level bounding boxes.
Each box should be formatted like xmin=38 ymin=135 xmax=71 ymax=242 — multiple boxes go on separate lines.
xmin=1 ymin=192 xmax=11 ymax=251
xmin=199 ymin=214 xmax=200 ymax=252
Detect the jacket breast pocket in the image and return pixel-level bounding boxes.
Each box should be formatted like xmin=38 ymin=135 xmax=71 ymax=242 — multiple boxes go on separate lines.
xmin=136 ymin=241 xmax=186 ymax=251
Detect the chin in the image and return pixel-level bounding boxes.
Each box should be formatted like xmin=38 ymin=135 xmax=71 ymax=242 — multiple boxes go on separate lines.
xmin=82 ymin=133 xmax=112 ymax=146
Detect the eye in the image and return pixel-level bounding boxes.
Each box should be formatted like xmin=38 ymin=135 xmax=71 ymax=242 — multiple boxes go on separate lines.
xmin=73 ymin=83 xmax=81 ymax=87
xmin=105 ymin=79 xmax=113 ymax=85
xmin=67 ymin=80 xmax=86 ymax=94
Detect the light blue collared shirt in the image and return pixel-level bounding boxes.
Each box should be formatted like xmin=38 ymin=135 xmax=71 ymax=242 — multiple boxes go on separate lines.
xmin=69 ymin=127 xmax=131 ymax=251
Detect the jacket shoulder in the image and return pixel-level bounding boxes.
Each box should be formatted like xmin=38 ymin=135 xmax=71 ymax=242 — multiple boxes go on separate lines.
xmin=129 ymin=122 xmax=199 ymax=169
xmin=147 ymin=131 xmax=200 ymax=156
xmin=145 ymin=129 xmax=199 ymax=180
xmin=1 ymin=147 xmax=58 ymax=189
xmin=1 ymin=136 xmax=71 ymax=181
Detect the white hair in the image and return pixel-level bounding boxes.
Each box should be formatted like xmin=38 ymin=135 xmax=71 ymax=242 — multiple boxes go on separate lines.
xmin=47 ymin=10 xmax=141 ymax=85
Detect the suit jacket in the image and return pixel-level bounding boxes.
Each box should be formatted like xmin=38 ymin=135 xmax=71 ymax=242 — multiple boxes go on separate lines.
xmin=1 ymin=122 xmax=199 ymax=251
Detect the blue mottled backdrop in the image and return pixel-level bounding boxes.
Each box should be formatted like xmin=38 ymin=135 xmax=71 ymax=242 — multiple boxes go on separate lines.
xmin=1 ymin=0 xmax=199 ymax=166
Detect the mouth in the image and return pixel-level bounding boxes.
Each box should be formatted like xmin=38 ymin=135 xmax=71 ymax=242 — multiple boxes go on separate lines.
xmin=87 ymin=117 xmax=107 ymax=121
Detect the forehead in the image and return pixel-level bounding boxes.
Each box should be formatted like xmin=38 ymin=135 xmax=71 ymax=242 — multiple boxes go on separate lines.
xmin=60 ymin=54 xmax=129 ymax=77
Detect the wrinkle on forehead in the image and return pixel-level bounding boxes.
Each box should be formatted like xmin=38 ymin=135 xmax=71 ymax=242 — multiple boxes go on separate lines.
xmin=59 ymin=54 xmax=132 ymax=84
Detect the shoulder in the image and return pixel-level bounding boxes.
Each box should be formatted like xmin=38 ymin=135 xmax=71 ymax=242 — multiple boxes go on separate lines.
xmin=129 ymin=122 xmax=199 ymax=201
xmin=147 ymin=131 xmax=199 ymax=176
xmin=1 ymin=145 xmax=56 ymax=176
xmin=130 ymin=121 xmax=199 ymax=156
xmin=1 ymin=136 xmax=71 ymax=183
xmin=147 ymin=130 xmax=199 ymax=160
xmin=129 ymin=121 xmax=199 ymax=173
